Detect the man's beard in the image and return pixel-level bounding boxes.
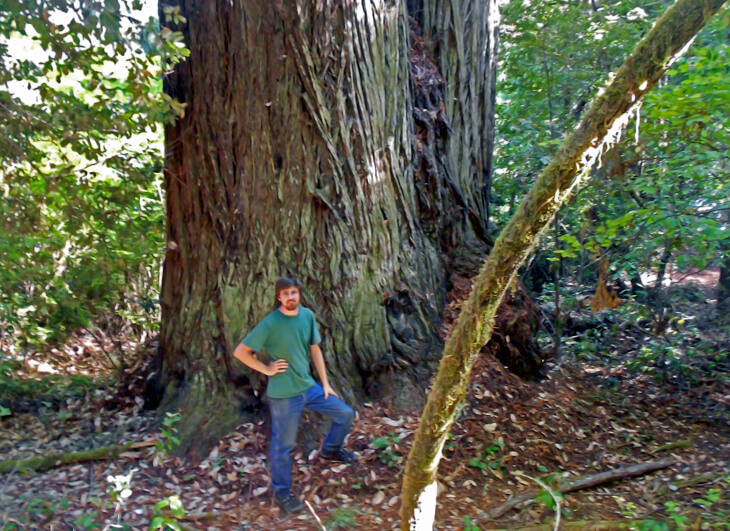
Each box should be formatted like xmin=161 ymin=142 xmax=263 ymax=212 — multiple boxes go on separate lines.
xmin=284 ymin=300 xmax=299 ymax=310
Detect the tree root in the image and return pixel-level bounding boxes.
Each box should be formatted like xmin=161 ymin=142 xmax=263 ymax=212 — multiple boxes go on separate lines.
xmin=0 ymin=441 xmax=155 ymax=474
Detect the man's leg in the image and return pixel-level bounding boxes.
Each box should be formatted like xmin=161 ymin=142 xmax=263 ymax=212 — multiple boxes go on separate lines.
xmin=304 ymin=384 xmax=355 ymax=455
xmin=269 ymin=393 xmax=304 ymax=500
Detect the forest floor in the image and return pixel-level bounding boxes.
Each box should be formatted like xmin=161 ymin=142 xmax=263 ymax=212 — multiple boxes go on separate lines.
xmin=1 ymin=277 xmax=729 ymax=530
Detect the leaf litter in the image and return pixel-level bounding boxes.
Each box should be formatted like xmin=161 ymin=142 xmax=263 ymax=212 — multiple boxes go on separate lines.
xmin=0 ymin=280 xmax=728 ymax=529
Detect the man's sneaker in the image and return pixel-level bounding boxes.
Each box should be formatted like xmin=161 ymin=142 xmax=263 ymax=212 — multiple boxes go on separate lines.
xmin=274 ymin=493 xmax=304 ymax=514
xmin=320 ymin=448 xmax=356 ymax=463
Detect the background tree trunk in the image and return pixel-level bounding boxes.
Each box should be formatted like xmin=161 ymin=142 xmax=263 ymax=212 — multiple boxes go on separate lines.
xmin=408 ymin=0 xmax=499 ymax=243
xmin=719 ymin=260 xmax=730 ymax=317
xmin=156 ymin=0 xmax=501 ymax=454
xmin=717 ymin=211 xmax=730 ymax=319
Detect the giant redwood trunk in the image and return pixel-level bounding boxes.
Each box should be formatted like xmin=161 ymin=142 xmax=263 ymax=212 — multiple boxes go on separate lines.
xmin=157 ymin=0 xmax=501 ymax=453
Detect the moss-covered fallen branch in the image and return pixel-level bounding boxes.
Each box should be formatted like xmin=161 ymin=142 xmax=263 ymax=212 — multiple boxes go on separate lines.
xmin=655 ymin=440 xmax=693 ymax=453
xmin=0 ymin=441 xmax=155 ymax=474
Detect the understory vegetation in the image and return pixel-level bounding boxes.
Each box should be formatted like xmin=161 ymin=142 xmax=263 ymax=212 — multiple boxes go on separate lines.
xmin=494 ymin=0 xmax=729 ymax=403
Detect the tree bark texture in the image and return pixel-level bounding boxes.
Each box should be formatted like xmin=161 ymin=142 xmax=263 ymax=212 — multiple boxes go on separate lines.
xmin=158 ymin=0 xmax=499 ymax=454
xmin=408 ymin=0 xmax=498 ymax=235
xmin=399 ymin=0 xmax=726 ymax=527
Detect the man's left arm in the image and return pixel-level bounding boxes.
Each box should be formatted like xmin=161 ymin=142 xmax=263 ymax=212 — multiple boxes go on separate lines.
xmin=310 ymin=344 xmax=338 ymax=400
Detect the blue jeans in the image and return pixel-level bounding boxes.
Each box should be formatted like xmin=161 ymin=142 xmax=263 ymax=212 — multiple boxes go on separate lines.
xmin=269 ymin=383 xmax=354 ymax=497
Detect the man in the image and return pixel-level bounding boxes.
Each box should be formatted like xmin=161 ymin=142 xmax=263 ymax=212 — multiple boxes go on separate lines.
xmin=233 ymin=276 xmax=355 ymax=514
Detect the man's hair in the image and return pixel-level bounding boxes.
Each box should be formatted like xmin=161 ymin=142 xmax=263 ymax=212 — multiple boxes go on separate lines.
xmin=274 ymin=276 xmax=300 ymax=308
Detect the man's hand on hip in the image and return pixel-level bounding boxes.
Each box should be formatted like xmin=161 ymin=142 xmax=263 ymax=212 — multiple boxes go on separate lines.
xmin=266 ymin=359 xmax=289 ymax=376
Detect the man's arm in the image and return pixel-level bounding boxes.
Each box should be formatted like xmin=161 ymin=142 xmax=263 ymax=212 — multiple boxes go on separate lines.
xmin=233 ymin=343 xmax=288 ymax=376
xmin=310 ymin=344 xmax=338 ymax=399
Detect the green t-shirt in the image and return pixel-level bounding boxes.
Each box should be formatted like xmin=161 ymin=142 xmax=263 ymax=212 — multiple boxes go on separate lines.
xmin=241 ymin=306 xmax=321 ymax=398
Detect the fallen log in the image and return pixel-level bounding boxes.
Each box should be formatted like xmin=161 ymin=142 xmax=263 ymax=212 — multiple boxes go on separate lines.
xmin=0 ymin=440 xmax=156 ymax=474
xmin=480 ymin=459 xmax=675 ymax=521
xmin=484 ymin=521 xmax=633 ymax=530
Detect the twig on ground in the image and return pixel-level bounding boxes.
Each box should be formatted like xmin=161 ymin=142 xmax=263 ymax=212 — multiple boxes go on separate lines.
xmin=304 ymin=499 xmax=327 ymax=531
xmin=82 ymin=326 xmax=120 ymax=370
xmin=512 ymin=472 xmax=561 ymax=531
xmin=0 ymin=459 xmax=18 ymax=496
xmin=244 ymin=476 xmax=254 ymax=504
xmin=88 ymin=462 xmax=95 ymax=502
xmin=0 ymin=512 xmax=25 ymax=529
